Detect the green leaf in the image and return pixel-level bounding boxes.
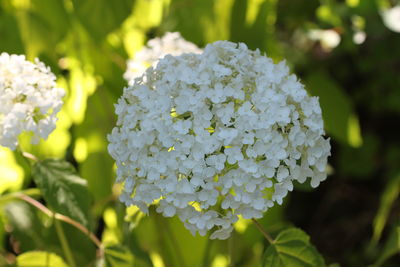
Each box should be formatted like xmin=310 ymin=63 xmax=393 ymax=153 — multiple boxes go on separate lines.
xmin=16 ymin=251 xmax=68 ymax=267
xmin=372 ymin=174 xmax=400 ymax=244
xmin=0 ymin=8 xmax=24 ymax=54
xmin=81 ymin=152 xmax=114 ymax=202
xmin=263 ymin=228 xmax=326 ymax=267
xmin=104 ymin=244 xmax=134 ymax=267
xmin=229 ymin=0 xmax=280 ymax=55
xmin=373 ymin=225 xmax=400 ymax=266
xmin=0 ymin=213 xmax=4 ymax=250
xmin=5 ymin=202 xmax=96 ymax=266
xmin=5 ymin=202 xmax=51 ymax=252
xmin=7 ymin=6 xmax=64 ymax=59
xmin=124 ymin=231 xmax=153 ymax=267
xmin=249 ymin=0 xmax=280 ymax=56
xmin=71 ymin=0 xmax=134 ymax=40
xmin=306 ymin=71 xmax=362 ymax=147
xmin=29 ymin=0 xmax=70 ymax=36
xmin=337 ymin=134 xmax=379 ymax=178
xmin=229 ymin=0 xmax=248 ymax=43
xmin=75 ymin=92 xmax=117 ymax=203
xmin=167 ymin=0 xmax=231 ymax=45
xmin=32 ymin=159 xmax=92 ymax=228
xmin=164 ymin=216 xmax=208 ymax=267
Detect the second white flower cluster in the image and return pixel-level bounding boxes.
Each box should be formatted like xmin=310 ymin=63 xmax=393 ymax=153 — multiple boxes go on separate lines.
xmin=0 ymin=53 xmax=64 ymax=150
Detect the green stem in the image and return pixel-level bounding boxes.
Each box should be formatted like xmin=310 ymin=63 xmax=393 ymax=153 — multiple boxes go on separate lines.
xmin=152 ymin=214 xmax=174 ymax=267
xmin=229 ymin=232 xmax=234 ymax=267
xmin=251 ymin=218 xmax=274 ymax=244
xmin=54 ymin=219 xmax=76 ymax=267
xmin=163 ymin=218 xmax=187 ymax=267
xmin=201 ymin=238 xmax=212 ymax=267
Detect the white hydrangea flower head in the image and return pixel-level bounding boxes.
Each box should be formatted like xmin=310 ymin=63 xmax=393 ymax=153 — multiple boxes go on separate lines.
xmin=109 ymin=41 xmax=331 ymax=239
xmin=124 ymin=32 xmax=202 ymax=85
xmin=0 ymin=53 xmax=65 ymax=150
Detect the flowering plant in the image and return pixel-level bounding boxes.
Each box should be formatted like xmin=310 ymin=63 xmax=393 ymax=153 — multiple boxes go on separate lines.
xmin=108 ymin=41 xmax=331 ymax=239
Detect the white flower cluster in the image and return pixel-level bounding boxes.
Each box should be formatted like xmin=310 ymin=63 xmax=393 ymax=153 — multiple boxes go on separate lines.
xmin=0 ymin=53 xmax=64 ymax=150
xmin=109 ymin=41 xmax=331 ymax=239
xmin=124 ymin=32 xmax=202 ymax=85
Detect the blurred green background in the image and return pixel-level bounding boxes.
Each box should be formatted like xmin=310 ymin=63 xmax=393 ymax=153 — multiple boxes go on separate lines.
xmin=1 ymin=0 xmax=400 ymax=266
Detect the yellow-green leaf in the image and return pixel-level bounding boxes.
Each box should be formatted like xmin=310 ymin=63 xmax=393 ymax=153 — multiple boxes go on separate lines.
xmin=104 ymin=244 xmax=134 ymax=267
xmin=16 ymin=251 xmax=68 ymax=267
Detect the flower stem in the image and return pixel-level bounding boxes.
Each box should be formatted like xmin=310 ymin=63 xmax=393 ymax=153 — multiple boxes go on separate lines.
xmin=163 ymin=218 xmax=187 ymax=267
xmin=229 ymin=232 xmax=234 ymax=267
xmin=201 ymin=238 xmax=212 ymax=267
xmin=54 ymin=218 xmax=76 ymax=267
xmin=251 ymin=218 xmax=274 ymax=244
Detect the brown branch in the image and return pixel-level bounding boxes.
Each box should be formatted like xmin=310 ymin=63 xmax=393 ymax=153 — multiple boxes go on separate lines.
xmin=17 ymin=194 xmax=103 ymax=256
